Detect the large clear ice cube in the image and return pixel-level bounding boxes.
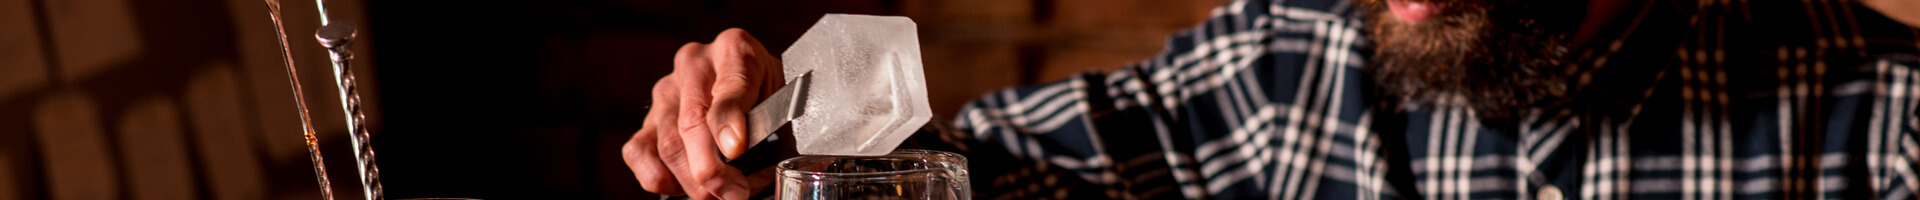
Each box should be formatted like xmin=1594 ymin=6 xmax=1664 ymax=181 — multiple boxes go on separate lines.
xmin=781 ymin=14 xmax=932 ymax=156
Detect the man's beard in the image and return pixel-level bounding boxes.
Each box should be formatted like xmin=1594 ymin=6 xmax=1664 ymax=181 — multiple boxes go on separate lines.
xmin=1363 ymin=0 xmax=1580 ymax=123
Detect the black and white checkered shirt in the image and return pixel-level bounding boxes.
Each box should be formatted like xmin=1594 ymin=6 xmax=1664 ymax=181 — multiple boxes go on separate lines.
xmin=944 ymin=0 xmax=1920 ymax=199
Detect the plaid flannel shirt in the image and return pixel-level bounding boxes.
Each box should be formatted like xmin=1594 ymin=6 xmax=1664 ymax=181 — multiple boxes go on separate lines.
xmin=944 ymin=0 xmax=1920 ymax=199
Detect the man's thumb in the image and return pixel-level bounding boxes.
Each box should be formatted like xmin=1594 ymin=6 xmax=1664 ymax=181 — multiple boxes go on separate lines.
xmin=709 ymin=73 xmax=755 ymax=159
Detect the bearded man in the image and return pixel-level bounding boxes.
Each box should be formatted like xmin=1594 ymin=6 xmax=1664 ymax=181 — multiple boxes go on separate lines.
xmin=624 ymin=0 xmax=1920 ymax=199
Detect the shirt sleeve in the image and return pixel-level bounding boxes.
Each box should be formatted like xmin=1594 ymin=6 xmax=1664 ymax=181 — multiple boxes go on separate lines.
xmin=1834 ymin=8 xmax=1920 ymax=199
xmin=941 ymin=0 xmax=1393 ymax=199
xmin=1862 ymin=56 xmax=1920 ymax=199
xmin=943 ymin=45 xmax=1204 ymax=199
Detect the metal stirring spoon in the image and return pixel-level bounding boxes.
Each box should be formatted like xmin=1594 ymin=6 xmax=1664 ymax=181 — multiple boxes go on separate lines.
xmin=313 ymin=1 xmax=384 ymax=199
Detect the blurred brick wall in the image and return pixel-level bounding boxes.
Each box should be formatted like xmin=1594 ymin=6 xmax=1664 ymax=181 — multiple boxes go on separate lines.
xmin=0 ymin=0 xmax=377 ymax=198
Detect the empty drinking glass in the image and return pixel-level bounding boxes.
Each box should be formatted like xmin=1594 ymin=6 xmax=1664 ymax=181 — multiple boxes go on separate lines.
xmin=776 ymin=149 xmax=970 ymax=200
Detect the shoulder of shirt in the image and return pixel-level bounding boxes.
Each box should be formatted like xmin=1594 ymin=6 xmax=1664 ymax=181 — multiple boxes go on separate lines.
xmin=1209 ymin=0 xmax=1366 ymax=22
xmin=1141 ymin=0 xmax=1367 ymax=68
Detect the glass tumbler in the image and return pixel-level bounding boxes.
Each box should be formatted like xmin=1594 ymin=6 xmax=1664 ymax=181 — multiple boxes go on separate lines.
xmin=776 ymin=149 xmax=970 ymax=200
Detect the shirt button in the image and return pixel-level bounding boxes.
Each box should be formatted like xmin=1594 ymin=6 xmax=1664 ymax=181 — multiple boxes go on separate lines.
xmin=1537 ymin=184 xmax=1564 ymax=200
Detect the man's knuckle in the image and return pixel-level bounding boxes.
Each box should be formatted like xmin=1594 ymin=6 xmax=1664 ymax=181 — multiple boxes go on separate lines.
xmin=652 ymin=76 xmax=678 ymax=98
xmin=656 ymin=144 xmax=686 ymax=161
xmin=674 ymin=46 xmax=703 ymax=64
xmin=639 ymin=182 xmax=660 ymax=192
xmin=679 ymin=99 xmax=712 ymax=115
xmin=621 ymin=143 xmax=640 ymax=158
xmin=713 ymin=74 xmax=751 ymax=91
xmin=716 ymin=29 xmax=748 ymax=43
xmin=675 ymin=120 xmax=707 ymax=137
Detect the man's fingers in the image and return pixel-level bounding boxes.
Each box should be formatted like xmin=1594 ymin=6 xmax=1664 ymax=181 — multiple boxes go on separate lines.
xmin=655 ymin=120 xmax=708 ymax=198
xmin=722 ymin=28 xmax=786 ymax=98
xmin=677 ymin=65 xmax=749 ymax=200
xmin=675 ymin=42 xmax=709 ymax=70
xmin=656 ymin=115 xmax=710 ymax=198
xmin=654 ymin=30 xmax=770 ymax=200
xmin=629 ymin=76 xmax=686 ymax=196
xmin=624 ymin=124 xmax=683 ymax=195
xmin=652 ymin=76 xmax=711 ymax=198
xmin=706 ymin=28 xmax=767 ymax=159
xmin=700 ymin=164 xmax=751 ymax=200
xmin=677 ymin=39 xmax=745 ymax=199
xmin=707 ymin=76 xmax=753 ymax=159
xmin=751 ymin=32 xmax=784 ymax=98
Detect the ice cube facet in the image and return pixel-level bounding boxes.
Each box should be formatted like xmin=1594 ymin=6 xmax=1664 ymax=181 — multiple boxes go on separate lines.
xmin=781 ymin=14 xmax=932 ymax=156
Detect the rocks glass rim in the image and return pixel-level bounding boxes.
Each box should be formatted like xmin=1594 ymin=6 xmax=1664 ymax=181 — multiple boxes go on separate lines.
xmin=775 ymin=149 xmax=968 ymax=182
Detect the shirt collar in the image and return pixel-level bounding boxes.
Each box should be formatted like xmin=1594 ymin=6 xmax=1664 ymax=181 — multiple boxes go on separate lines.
xmin=1556 ymin=0 xmax=1682 ymax=120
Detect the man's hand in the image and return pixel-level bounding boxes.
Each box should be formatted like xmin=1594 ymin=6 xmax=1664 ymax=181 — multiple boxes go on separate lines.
xmin=624 ymin=28 xmax=782 ymax=199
